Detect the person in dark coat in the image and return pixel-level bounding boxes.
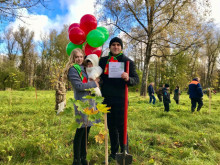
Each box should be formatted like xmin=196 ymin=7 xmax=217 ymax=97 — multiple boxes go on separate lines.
xmin=188 ymin=77 xmax=203 ymax=113
xmin=148 ymin=82 xmax=156 ymax=104
xmin=173 ymin=86 xmax=181 ymax=104
xmin=163 ymin=84 xmax=171 ymax=112
xmin=156 ymin=84 xmax=164 ymax=102
xmin=99 ymin=37 xmax=139 ymax=162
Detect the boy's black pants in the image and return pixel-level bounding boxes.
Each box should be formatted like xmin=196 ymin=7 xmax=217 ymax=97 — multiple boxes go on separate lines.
xmin=175 ymin=99 xmax=179 ymax=104
xmin=157 ymin=94 xmax=162 ymax=102
xmin=163 ymin=102 xmax=170 ymax=112
xmin=107 ymin=103 xmax=128 ymax=156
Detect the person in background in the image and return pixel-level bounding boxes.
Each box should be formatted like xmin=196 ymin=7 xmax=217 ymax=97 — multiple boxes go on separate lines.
xmin=148 ymin=82 xmax=156 ymax=104
xmin=163 ymin=84 xmax=171 ymax=112
xmin=99 ymin=37 xmax=139 ymax=163
xmin=213 ymin=90 xmax=217 ymax=95
xmin=156 ymin=84 xmax=164 ymax=102
xmin=188 ymin=77 xmax=203 ymax=113
xmin=173 ymin=86 xmax=181 ymax=104
xmin=64 ymin=48 xmax=99 ymax=165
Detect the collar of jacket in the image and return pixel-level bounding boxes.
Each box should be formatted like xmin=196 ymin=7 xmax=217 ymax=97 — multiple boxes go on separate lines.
xmin=190 ymin=80 xmax=199 ymax=85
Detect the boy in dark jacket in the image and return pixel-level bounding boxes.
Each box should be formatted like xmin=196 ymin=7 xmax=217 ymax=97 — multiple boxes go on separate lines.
xmin=163 ymin=84 xmax=171 ymax=112
xmin=188 ymin=77 xmax=203 ymax=112
xmin=173 ymin=86 xmax=180 ymax=104
xmin=99 ymin=37 xmax=139 ymax=162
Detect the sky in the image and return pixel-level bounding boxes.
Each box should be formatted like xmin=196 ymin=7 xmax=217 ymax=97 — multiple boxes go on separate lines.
xmin=1 ymin=0 xmax=220 ymax=43
xmin=0 ymin=0 xmax=96 ymax=42
xmin=209 ymin=0 xmax=220 ymax=24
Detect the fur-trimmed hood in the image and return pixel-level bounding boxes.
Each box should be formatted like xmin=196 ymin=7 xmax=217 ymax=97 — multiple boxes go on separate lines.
xmin=85 ymin=54 xmax=99 ymax=67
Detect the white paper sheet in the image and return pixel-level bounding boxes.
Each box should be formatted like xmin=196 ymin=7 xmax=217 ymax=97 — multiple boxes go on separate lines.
xmin=109 ymin=62 xmax=124 ymax=78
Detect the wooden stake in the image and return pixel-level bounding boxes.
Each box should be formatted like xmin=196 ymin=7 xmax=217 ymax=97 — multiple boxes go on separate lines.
xmin=104 ymin=113 xmax=108 ymax=165
xmin=9 ymin=87 xmax=12 ymax=107
xmin=85 ymin=126 xmax=87 ymax=154
xmin=35 ymin=87 xmax=37 ymax=100
xmin=209 ymin=88 xmax=211 ymax=114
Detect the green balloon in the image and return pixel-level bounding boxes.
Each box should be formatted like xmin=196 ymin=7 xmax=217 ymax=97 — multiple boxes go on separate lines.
xmin=96 ymin=26 xmax=109 ymax=42
xmin=87 ymin=29 xmax=105 ymax=48
xmin=66 ymin=42 xmax=82 ymax=56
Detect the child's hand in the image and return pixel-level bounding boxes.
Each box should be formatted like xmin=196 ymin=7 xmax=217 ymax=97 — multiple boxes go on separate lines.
xmin=95 ymin=77 xmax=100 ymax=83
xmin=94 ymin=80 xmax=99 ymax=88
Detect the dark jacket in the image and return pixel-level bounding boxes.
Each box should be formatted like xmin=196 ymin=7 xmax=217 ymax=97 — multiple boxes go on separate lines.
xmin=99 ymin=54 xmax=139 ymax=104
xmin=148 ymin=84 xmax=154 ymax=95
xmin=173 ymin=89 xmax=180 ymax=100
xmin=163 ymin=88 xmax=170 ymax=103
xmin=188 ymin=79 xmax=203 ymax=99
xmin=156 ymin=87 xmax=163 ymax=95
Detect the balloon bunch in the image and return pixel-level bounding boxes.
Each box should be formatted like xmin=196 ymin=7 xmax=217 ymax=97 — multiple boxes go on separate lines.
xmin=66 ymin=14 xmax=109 ymax=57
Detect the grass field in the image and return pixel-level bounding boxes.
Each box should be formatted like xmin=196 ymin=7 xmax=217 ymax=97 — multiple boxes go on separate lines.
xmin=0 ymin=90 xmax=220 ymax=165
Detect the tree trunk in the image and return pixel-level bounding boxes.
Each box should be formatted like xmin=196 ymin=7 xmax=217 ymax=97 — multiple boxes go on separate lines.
xmin=209 ymin=58 xmax=216 ymax=87
xmin=141 ymin=42 xmax=143 ymax=71
xmin=206 ymin=56 xmax=211 ymax=87
xmin=158 ymin=58 xmax=161 ymax=85
xmin=191 ymin=53 xmax=198 ymax=79
xmin=218 ymin=70 xmax=220 ymax=92
xmin=154 ymin=59 xmax=157 ymax=88
xmin=134 ymin=45 xmax=137 ymax=67
xmin=203 ymin=65 xmax=206 ymax=87
xmin=140 ymin=47 xmax=151 ymax=96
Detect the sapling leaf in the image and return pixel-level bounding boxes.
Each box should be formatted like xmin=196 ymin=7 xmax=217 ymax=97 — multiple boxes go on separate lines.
xmin=93 ymin=123 xmax=104 ymax=127
xmin=89 ymin=111 xmax=102 ymax=122
xmin=96 ymin=103 xmax=111 ymax=113
xmin=68 ymin=98 xmax=76 ymax=104
xmin=83 ymin=95 xmax=95 ymax=99
xmin=94 ymin=96 xmax=104 ymax=104
xmin=75 ymin=114 xmax=82 ymax=120
xmin=63 ymin=107 xmax=72 ymax=115
xmin=75 ymin=100 xmax=87 ymax=112
xmin=69 ymin=121 xmax=80 ymax=131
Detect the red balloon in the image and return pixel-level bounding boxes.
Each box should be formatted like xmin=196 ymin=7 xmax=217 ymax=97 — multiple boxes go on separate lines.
xmin=69 ymin=27 xmax=86 ymax=45
xmin=85 ymin=43 xmax=102 ymax=57
xmin=80 ymin=14 xmax=97 ymax=35
xmin=68 ymin=23 xmax=80 ymax=33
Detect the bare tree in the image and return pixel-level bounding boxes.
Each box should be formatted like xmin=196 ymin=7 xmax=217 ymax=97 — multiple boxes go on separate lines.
xmin=204 ymin=31 xmax=220 ymax=87
xmin=13 ymin=26 xmax=35 ymax=86
xmin=3 ymin=27 xmax=18 ymax=65
xmin=0 ymin=0 xmax=48 ymax=23
xmin=36 ymin=25 xmax=69 ymax=89
xmin=95 ymin=0 xmax=210 ymax=96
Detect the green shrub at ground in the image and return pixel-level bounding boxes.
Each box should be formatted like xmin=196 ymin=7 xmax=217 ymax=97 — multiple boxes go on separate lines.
xmin=0 ymin=91 xmax=219 ymax=165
